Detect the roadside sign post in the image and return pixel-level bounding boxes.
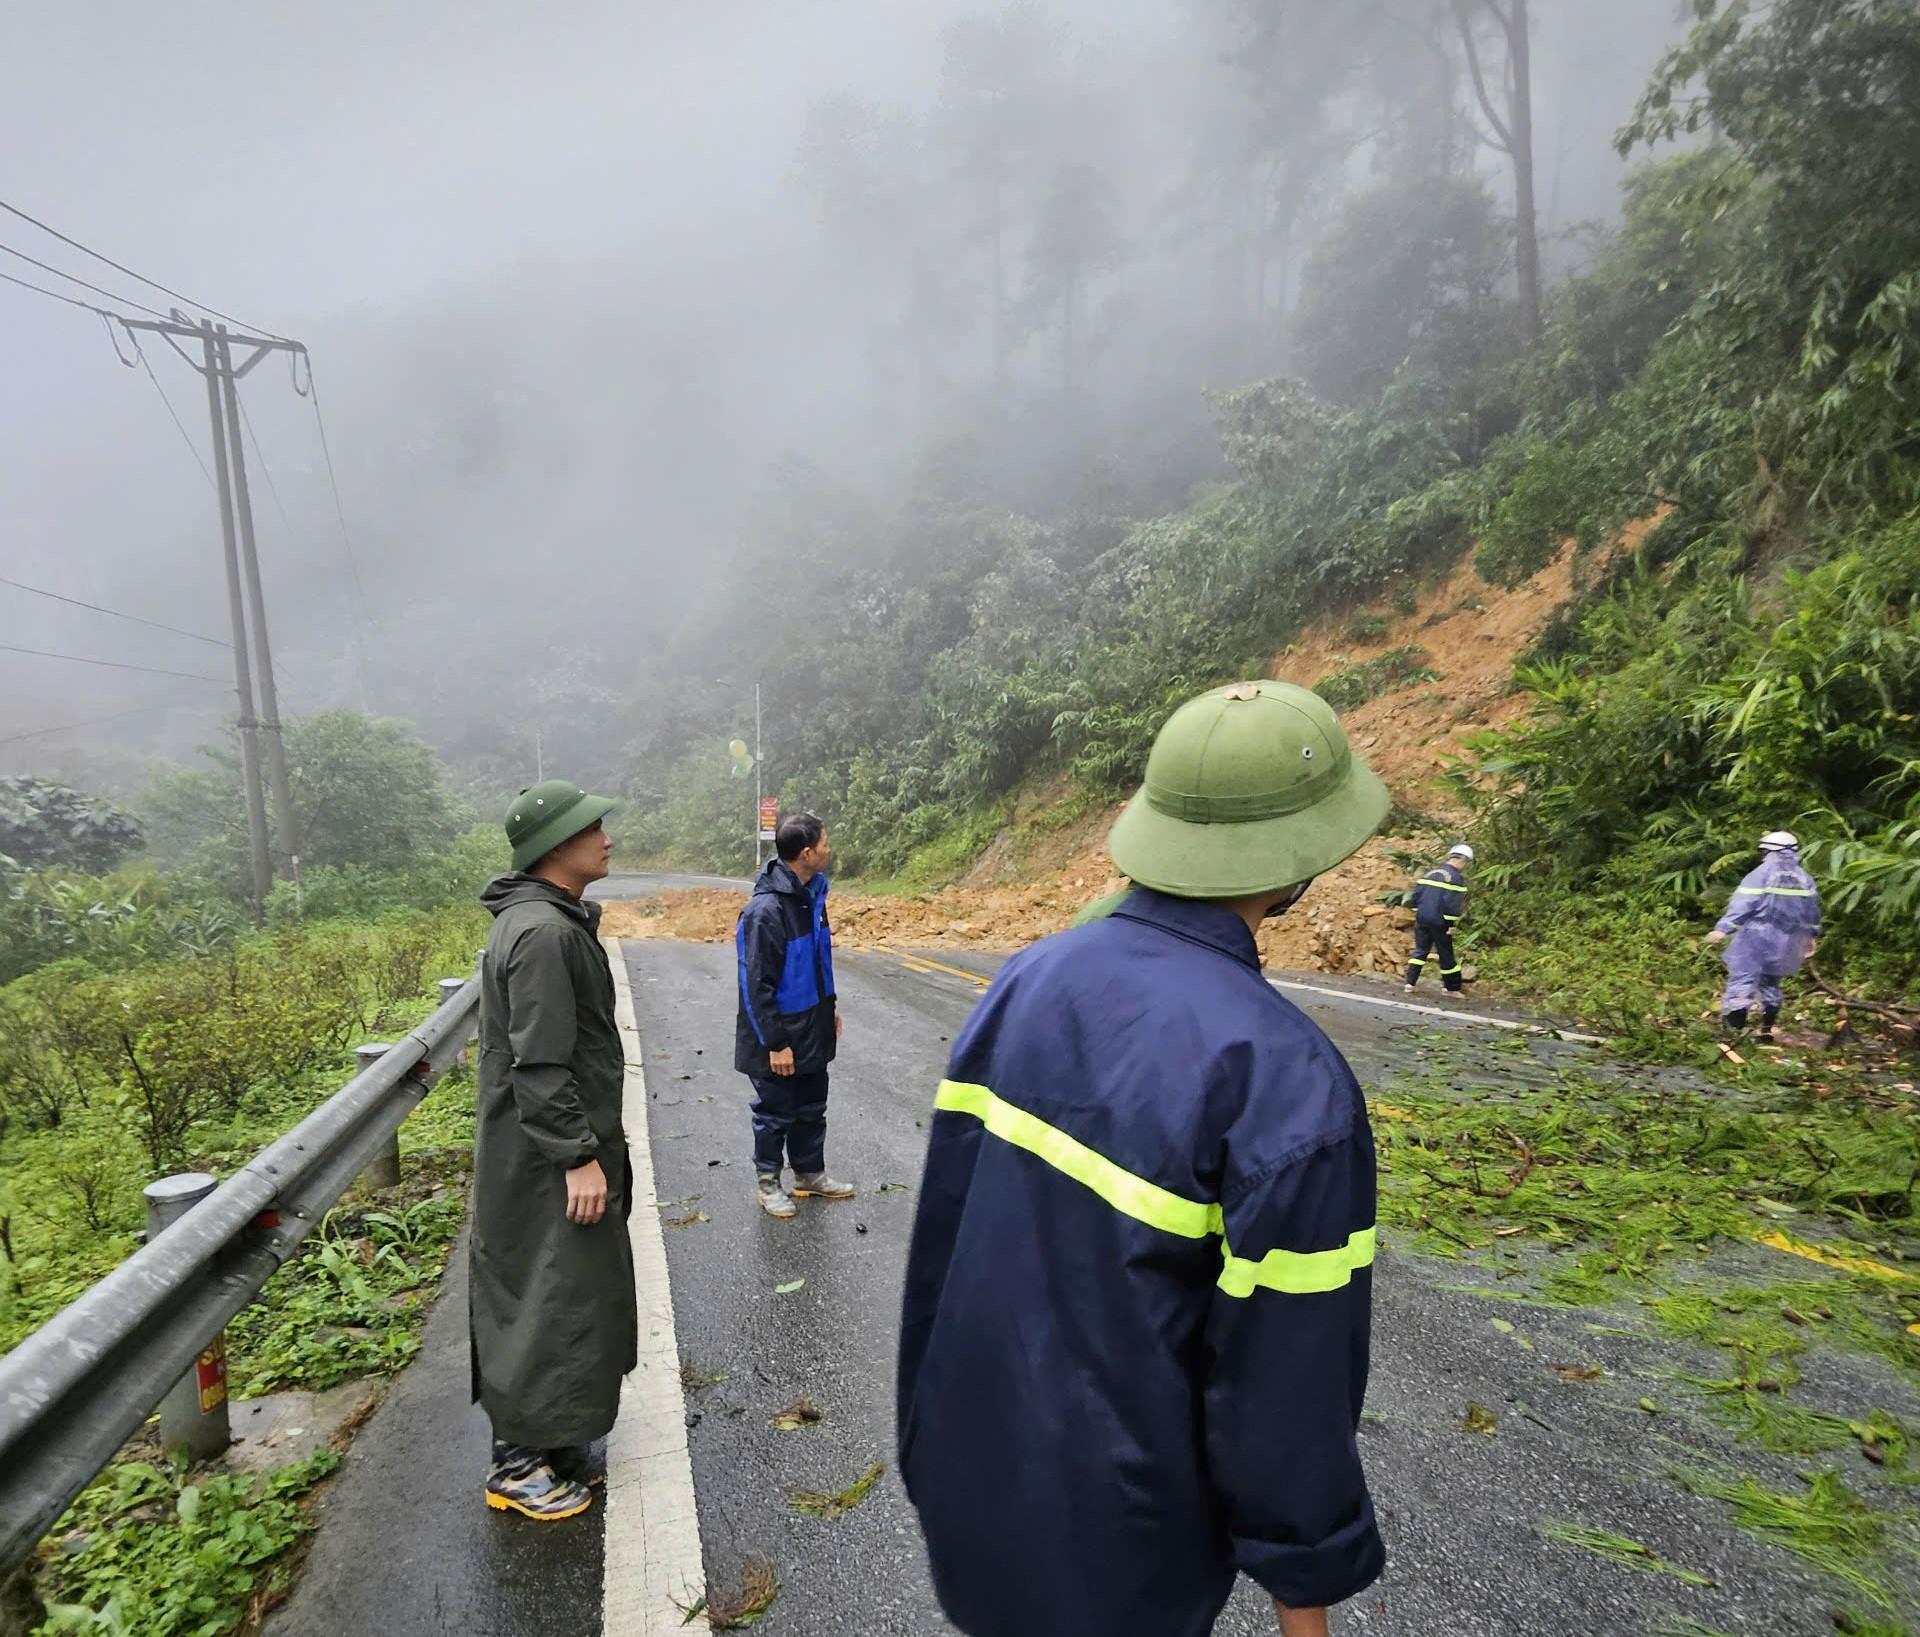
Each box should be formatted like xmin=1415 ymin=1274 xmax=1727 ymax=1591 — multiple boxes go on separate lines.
xmin=758 ymin=794 xmax=778 ymax=868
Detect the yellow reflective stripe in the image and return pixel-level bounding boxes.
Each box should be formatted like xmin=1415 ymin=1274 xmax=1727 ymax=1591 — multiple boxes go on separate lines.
xmin=1734 ymin=886 xmax=1815 ymax=896
xmin=934 ymin=1080 xmax=1373 ymax=1299
xmin=1417 ymin=877 xmax=1466 ymax=892
xmin=934 ymin=1081 xmax=1222 ymax=1239
xmin=1219 ymin=1226 xmax=1376 ymax=1298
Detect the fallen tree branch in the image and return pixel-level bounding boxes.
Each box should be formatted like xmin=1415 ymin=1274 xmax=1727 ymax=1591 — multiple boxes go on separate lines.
xmin=1805 ymin=961 xmax=1920 ymax=1025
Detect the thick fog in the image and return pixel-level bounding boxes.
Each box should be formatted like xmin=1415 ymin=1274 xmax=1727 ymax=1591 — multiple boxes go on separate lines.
xmin=1 ymin=0 xmax=1681 ymax=792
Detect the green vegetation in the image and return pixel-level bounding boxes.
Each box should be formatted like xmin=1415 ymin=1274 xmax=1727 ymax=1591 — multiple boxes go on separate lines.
xmin=33 ymin=1451 xmax=340 ymax=1637
xmin=0 ymin=778 xmax=143 ymax=875
xmin=1 ymin=713 xmax=502 ymax=1634
xmin=1313 ymin=647 xmax=1438 ymax=712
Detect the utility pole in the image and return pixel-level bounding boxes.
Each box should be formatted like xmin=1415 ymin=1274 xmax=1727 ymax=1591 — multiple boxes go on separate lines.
xmin=215 ymin=326 xmax=299 ymax=874
xmin=753 ymin=680 xmax=763 ymax=875
xmin=195 ymin=322 xmax=272 ymax=916
xmin=127 ymin=312 xmax=308 ymax=919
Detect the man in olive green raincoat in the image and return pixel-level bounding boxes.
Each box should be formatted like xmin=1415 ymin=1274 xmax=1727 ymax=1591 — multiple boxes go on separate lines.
xmin=471 ymin=778 xmax=637 ymax=1520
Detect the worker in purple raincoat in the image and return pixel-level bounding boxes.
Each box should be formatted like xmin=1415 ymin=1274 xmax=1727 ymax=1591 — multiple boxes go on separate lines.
xmin=1705 ymin=830 xmax=1821 ymax=1046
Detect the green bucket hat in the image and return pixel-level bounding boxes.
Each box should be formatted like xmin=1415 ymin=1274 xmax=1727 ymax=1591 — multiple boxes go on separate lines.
xmin=505 ymin=779 xmax=617 ymax=873
xmin=1106 ymin=680 xmax=1387 ymax=899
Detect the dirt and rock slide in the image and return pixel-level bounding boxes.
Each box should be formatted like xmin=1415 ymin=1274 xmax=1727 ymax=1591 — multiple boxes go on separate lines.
xmin=608 ymin=535 xmax=1629 ymax=974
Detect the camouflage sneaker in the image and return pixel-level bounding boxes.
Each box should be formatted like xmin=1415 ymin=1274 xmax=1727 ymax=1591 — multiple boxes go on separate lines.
xmin=756 ymin=1172 xmax=797 ymax=1219
xmin=485 ymin=1445 xmax=592 ymax=1520
xmin=791 ymin=1171 xmax=855 ymax=1200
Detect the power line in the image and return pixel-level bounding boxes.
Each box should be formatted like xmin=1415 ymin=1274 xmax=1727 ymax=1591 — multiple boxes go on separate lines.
xmin=0 ymin=238 xmax=169 ymax=320
xmin=0 ymin=265 xmax=124 ymax=317
xmin=0 ymin=642 xmax=227 ymax=684
xmin=0 ymin=696 xmax=218 ymax=748
xmin=302 ymin=363 xmax=376 ymax=703
xmin=134 ymin=337 xmax=216 ymax=489
xmin=0 ymin=196 xmax=287 ymax=339
xmin=0 ymin=574 xmax=228 ymax=648
xmin=234 ymin=389 xmax=294 ymax=533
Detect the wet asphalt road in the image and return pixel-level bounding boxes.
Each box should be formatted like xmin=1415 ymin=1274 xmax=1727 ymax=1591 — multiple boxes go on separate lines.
xmin=264 ymin=1223 xmax=607 ymax=1637
xmin=635 ymin=943 xmax=1894 ymax=1637
xmin=266 ymin=928 xmax=1919 ymax=1636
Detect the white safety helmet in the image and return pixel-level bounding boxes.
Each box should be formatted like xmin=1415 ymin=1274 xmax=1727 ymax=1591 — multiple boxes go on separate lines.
xmin=1758 ymin=830 xmax=1799 ymax=852
xmin=1448 ymin=843 xmax=1475 ymax=862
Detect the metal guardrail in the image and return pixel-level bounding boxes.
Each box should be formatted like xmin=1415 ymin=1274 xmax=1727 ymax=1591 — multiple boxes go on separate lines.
xmin=0 ymin=976 xmax=481 ymax=1578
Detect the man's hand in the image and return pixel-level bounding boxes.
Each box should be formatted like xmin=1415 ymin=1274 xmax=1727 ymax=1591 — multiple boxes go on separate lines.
xmin=834 ymin=1010 xmax=843 ymax=1042
xmin=565 ymin=1159 xmax=608 ymax=1225
xmin=1705 ymin=929 xmax=1728 ymax=946
xmin=1275 ymin=1604 xmax=1329 ymax=1637
xmin=768 ymin=1046 xmax=796 ymax=1078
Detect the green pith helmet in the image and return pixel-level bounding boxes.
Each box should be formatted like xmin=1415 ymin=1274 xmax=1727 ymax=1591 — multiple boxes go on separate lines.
xmin=505 ymin=779 xmax=617 ymax=872
xmin=1105 ymin=679 xmax=1388 ymax=899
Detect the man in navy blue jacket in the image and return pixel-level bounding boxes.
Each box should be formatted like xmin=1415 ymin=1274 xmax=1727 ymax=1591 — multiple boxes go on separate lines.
xmin=899 ymin=681 xmax=1389 ymax=1637
xmin=734 ymin=812 xmax=852 ymax=1219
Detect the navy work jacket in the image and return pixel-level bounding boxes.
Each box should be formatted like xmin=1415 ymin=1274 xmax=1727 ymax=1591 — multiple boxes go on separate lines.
xmin=898 ymin=889 xmax=1384 ymax=1637
xmin=1409 ymin=860 xmax=1468 ymax=930
xmin=733 ymin=858 xmax=838 ymax=1076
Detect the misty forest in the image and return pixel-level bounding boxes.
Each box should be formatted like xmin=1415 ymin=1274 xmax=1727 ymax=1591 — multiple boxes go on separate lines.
xmin=4 ymin=0 xmax=1920 ymax=1632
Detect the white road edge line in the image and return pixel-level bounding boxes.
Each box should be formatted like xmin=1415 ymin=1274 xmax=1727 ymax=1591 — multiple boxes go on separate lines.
xmin=602 ymin=937 xmax=708 ymax=1634
xmin=1267 ymin=976 xmax=1608 ymax=1046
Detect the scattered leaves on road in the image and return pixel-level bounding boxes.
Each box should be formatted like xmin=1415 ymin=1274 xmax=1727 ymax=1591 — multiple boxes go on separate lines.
xmin=769 ymin=1396 xmax=823 ymax=1432
xmin=876 ymin=1182 xmax=912 ymax=1194
xmin=683 ymin=1552 xmax=779 ymax=1629
xmin=1673 ymin=1468 xmax=1895 ymax=1608
xmin=789 ymin=1461 xmax=885 ymax=1520
xmin=681 ymin=1356 xmax=728 ymax=1392
xmin=1548 ymin=1363 xmax=1605 ymax=1382
xmin=662 ymin=1208 xmax=710 ymax=1229
xmin=1460 ymin=1403 xmax=1499 ymax=1436
xmin=774 ymin=1279 xmax=805 ymax=1295
xmin=1537 ymin=1522 xmax=1714 ymax=1587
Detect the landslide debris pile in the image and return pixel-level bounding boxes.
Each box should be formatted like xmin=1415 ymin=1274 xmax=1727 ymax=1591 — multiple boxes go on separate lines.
xmin=607 ymin=542 xmax=1604 ymax=973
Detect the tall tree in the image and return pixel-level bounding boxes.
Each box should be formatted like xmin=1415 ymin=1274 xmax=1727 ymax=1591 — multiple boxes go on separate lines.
xmin=795 ymin=92 xmax=964 ymax=427
xmin=1185 ymin=0 xmax=1399 ymax=368
xmin=1452 ymin=0 xmax=1542 ymax=341
xmin=933 ymin=5 xmax=1068 ymax=390
xmin=1025 ymin=162 xmax=1126 ymax=398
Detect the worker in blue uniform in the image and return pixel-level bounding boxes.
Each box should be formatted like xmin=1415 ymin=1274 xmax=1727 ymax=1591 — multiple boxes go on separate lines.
xmin=1404 ymin=843 xmax=1472 ymax=997
xmin=898 ymin=679 xmax=1391 ymax=1637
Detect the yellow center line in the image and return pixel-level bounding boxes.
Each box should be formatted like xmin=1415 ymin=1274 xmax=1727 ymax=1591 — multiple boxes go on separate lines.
xmin=870 ymin=941 xmax=992 ymax=988
xmin=1755 ymin=1229 xmax=1912 ymax=1283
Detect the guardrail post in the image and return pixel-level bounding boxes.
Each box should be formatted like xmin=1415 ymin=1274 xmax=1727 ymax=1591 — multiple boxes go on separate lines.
xmin=355 ymin=1042 xmax=402 ymax=1189
xmin=142 ymin=1175 xmax=230 ymax=1461
xmin=436 ymin=979 xmax=470 ymax=1067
